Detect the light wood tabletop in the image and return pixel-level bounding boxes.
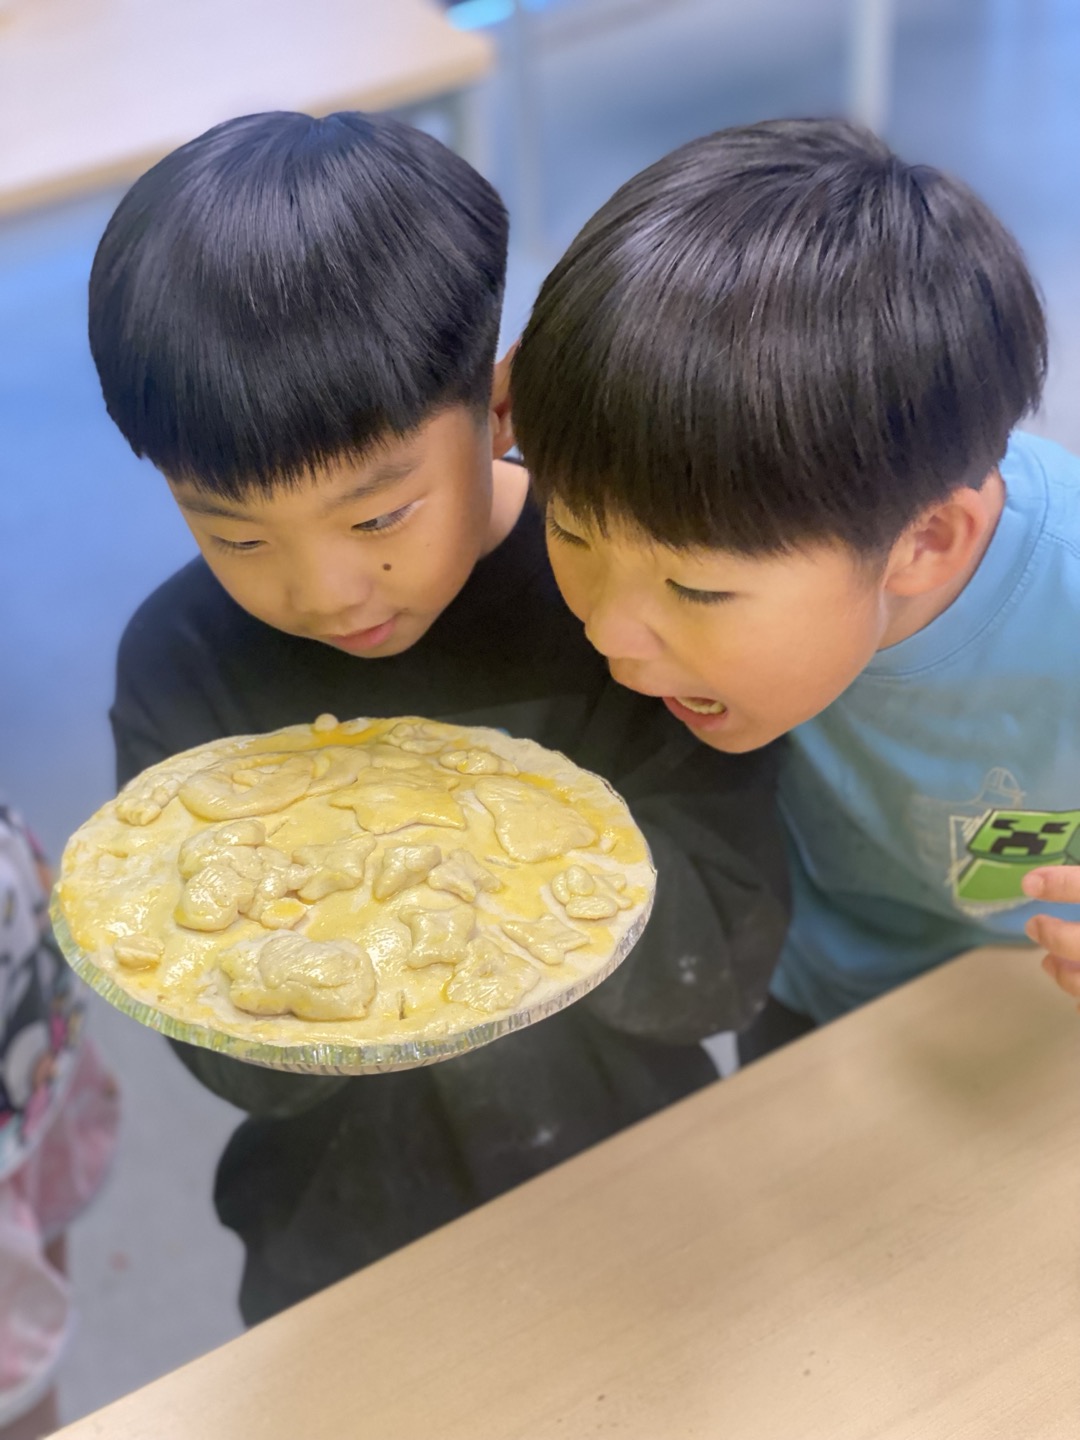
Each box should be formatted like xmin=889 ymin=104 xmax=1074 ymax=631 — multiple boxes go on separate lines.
xmin=0 ymin=0 xmax=493 ymax=214
xmin=55 ymin=947 xmax=1080 ymax=1439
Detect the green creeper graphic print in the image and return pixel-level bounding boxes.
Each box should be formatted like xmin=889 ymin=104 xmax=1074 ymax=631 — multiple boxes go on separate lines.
xmin=954 ymin=808 xmax=1080 ymax=902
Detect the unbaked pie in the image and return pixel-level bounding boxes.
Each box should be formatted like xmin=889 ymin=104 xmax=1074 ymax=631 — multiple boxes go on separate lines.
xmin=54 ymin=716 xmax=654 ymax=1072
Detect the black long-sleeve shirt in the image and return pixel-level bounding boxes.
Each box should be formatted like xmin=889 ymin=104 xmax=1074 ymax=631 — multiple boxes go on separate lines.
xmin=112 ymin=496 xmax=788 ymax=1322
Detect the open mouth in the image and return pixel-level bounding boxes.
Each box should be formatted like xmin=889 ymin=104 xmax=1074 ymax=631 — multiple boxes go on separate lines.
xmin=674 ymin=696 xmax=727 ymax=716
xmin=661 ymin=695 xmax=731 ymax=729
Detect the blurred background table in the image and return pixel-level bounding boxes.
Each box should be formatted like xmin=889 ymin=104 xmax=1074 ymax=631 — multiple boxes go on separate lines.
xmin=53 ymin=947 xmax=1080 ymax=1439
xmin=0 ymin=0 xmax=493 ymax=214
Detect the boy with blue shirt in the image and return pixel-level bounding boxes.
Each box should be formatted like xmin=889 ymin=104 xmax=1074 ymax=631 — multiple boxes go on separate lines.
xmin=510 ymin=117 xmax=1080 ymax=1054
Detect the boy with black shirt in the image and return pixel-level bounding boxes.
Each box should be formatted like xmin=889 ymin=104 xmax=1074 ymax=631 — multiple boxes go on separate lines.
xmin=89 ymin=110 xmax=787 ymax=1322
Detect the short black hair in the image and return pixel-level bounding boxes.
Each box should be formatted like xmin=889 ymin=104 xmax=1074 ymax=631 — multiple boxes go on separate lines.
xmin=89 ymin=110 xmax=508 ymax=496
xmin=512 ymin=118 xmax=1047 ymax=555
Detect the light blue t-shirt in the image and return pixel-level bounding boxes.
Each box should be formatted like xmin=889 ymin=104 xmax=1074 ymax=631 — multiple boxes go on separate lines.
xmin=774 ymin=431 xmax=1080 ymax=1022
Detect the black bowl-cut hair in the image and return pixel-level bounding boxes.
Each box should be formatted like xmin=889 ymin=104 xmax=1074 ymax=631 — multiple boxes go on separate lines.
xmin=89 ymin=110 xmax=509 ymax=497
xmin=512 ymin=118 xmax=1047 ymax=556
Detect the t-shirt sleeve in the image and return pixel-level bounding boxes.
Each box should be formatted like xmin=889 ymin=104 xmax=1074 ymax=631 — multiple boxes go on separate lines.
xmin=582 ymin=705 xmax=790 ymax=1044
xmin=110 ymin=577 xmax=215 ymax=787
xmin=111 ymin=647 xmax=181 ymax=790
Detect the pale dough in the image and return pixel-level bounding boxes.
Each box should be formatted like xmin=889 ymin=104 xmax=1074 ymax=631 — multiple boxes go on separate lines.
xmin=56 ymin=716 xmax=654 ymax=1059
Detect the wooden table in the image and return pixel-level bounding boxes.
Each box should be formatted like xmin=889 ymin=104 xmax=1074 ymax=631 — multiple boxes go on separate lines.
xmin=0 ymin=0 xmax=493 ymax=214
xmin=56 ymin=948 xmax=1080 ymax=1439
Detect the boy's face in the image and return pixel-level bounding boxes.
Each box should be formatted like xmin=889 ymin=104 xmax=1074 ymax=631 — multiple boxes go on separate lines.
xmin=545 ymin=502 xmax=891 ymax=753
xmin=171 ymin=402 xmax=512 ymax=658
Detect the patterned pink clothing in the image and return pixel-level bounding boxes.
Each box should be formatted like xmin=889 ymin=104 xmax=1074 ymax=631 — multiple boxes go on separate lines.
xmin=0 ymin=803 xmax=120 ymax=1425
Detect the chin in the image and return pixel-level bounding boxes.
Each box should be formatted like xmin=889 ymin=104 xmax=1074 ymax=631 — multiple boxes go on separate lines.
xmin=375 ymin=635 xmax=420 ymax=658
xmin=699 ymin=731 xmax=771 ymax=754
xmin=369 ymin=615 xmax=441 ymax=657
xmin=694 ymin=718 xmax=781 ymax=754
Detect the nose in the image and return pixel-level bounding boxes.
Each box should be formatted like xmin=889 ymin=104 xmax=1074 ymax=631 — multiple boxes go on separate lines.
xmin=289 ymin=546 xmax=374 ymax=626
xmin=582 ymin=575 xmax=664 ymax=663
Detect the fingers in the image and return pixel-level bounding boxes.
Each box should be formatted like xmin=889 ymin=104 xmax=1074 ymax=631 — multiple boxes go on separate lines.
xmin=1022 ymin=867 xmax=1080 ymax=1006
xmin=1041 ymin=951 xmax=1080 ymax=1002
xmin=1022 ymin=864 xmax=1080 ymax=903
xmin=1025 ymin=910 xmax=1080 ymax=964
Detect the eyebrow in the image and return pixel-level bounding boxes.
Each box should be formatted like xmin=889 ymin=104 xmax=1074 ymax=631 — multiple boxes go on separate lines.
xmin=322 ymin=458 xmax=419 ymax=514
xmin=176 ymin=456 xmax=420 ymax=522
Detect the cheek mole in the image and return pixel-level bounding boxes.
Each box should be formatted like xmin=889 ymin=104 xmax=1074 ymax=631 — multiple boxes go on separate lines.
xmin=382 ymin=563 xmax=392 ymax=572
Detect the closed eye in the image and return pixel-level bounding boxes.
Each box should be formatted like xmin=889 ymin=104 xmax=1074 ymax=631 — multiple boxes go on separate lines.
xmin=353 ymin=502 xmax=416 ymax=535
xmin=667 ymin=580 xmax=733 ymax=606
xmin=211 ymin=536 xmax=264 ymax=553
xmin=546 ymin=514 xmax=589 ymax=548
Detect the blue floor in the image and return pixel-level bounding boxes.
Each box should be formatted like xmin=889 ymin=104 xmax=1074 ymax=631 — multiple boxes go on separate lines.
xmin=1 ymin=0 xmax=1078 ymax=1422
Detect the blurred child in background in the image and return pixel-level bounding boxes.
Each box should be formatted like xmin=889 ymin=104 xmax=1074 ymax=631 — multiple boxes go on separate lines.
xmin=0 ymin=797 xmax=119 ymax=1440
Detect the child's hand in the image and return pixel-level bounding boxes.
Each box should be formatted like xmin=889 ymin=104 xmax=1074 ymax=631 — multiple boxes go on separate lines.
xmin=1022 ymin=867 xmax=1080 ymax=1001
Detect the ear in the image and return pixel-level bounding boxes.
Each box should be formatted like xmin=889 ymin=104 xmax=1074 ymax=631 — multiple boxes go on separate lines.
xmin=489 ymin=345 xmax=517 ymax=459
xmin=883 ymin=478 xmax=1000 ymax=599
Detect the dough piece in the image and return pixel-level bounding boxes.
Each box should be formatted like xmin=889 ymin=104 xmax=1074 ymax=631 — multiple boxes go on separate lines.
xmin=222 ymin=933 xmax=377 ymax=1021
xmin=179 ymin=753 xmax=316 ymax=821
xmin=92 ymin=854 xmax=123 ymax=881
xmin=116 ymin=771 xmax=183 ymax=827
xmin=247 ymin=848 xmax=311 ymax=924
xmin=474 ymin=778 xmax=597 ymax=862
xmin=178 ymin=819 xmax=268 ymax=876
xmin=330 ymin=771 xmax=465 ymax=834
xmin=178 ymin=749 xmax=362 ymax=823
xmin=446 ymin=938 xmax=539 ymax=1013
xmin=373 ymin=844 xmax=442 ymax=901
xmin=304 ymin=747 xmax=368 ymax=798
xmin=175 ymin=821 xmax=309 ymax=931
xmin=292 ymin=835 xmax=377 ymax=902
xmin=501 ymin=915 xmax=589 ymax=967
xmin=438 ymin=748 xmax=517 ymax=776
xmin=349 ymin=917 xmax=413 ymax=969
xmin=255 ymin=898 xmax=309 ymax=930
xmin=367 ymin=745 xmax=428 ymax=771
xmin=401 ymin=902 xmax=476 ymax=967
xmin=551 ymin=865 xmax=633 ymax=921
xmin=386 ymin=721 xmax=446 ymax=754
xmin=426 ymin=849 xmax=503 ymax=902
xmin=176 ymin=859 xmax=258 ymax=932
xmin=113 ymin=935 xmax=164 ymax=970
